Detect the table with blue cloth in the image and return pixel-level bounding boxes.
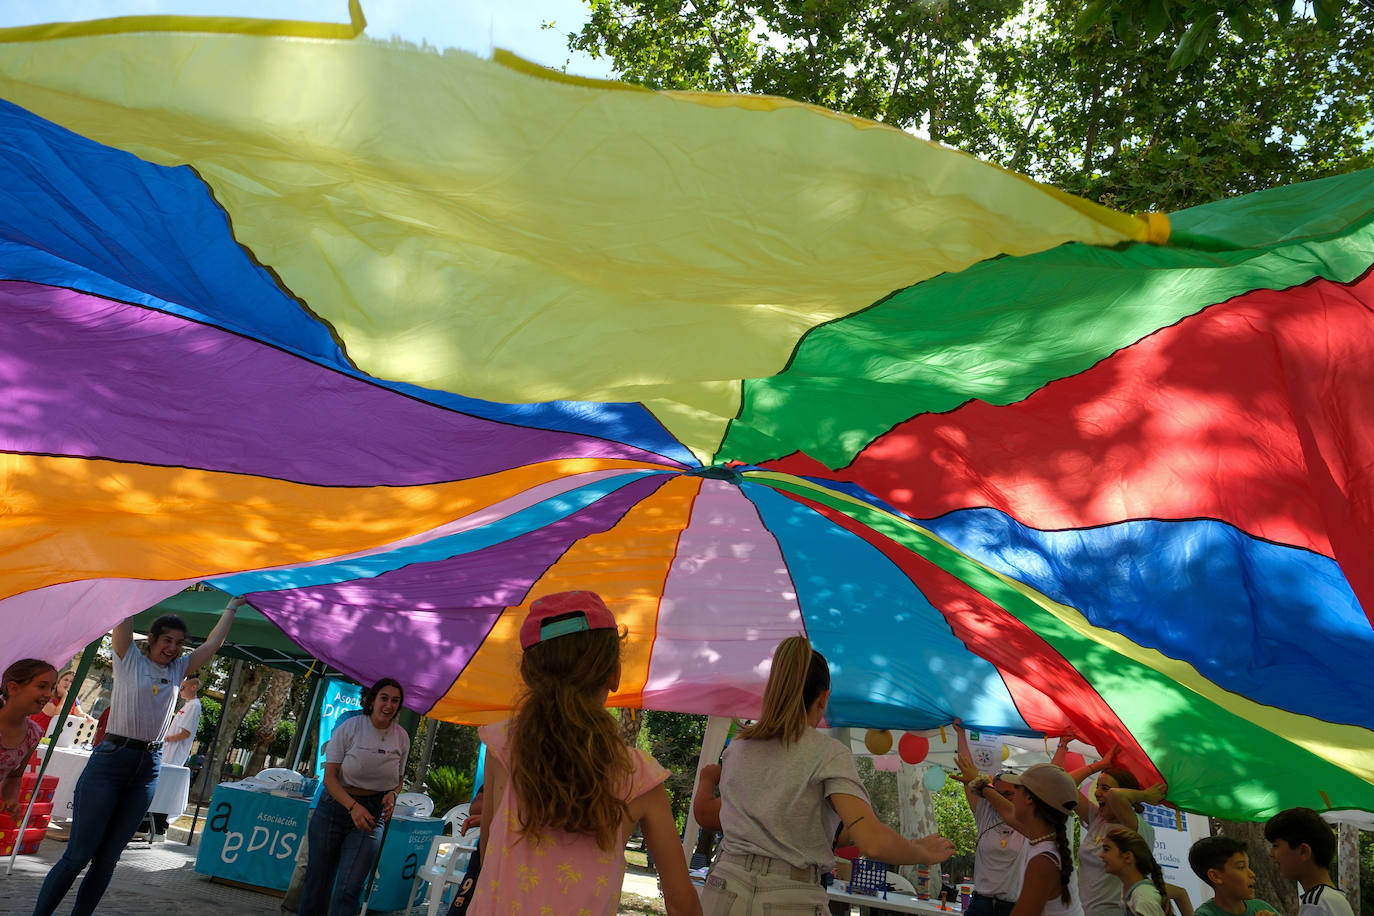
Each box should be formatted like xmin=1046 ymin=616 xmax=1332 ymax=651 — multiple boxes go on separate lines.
xmin=195 ymin=783 xmax=309 ymax=892
xmin=367 ymin=813 xmax=445 ymax=912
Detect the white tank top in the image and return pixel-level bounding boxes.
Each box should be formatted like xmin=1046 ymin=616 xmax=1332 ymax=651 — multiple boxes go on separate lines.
xmin=1024 ymin=838 xmax=1085 ymax=916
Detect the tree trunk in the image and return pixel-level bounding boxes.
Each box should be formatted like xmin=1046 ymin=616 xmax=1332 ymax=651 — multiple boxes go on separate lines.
xmin=897 ymin=763 xmax=941 ymax=896
xmin=618 ymin=707 xmax=643 ymax=747
xmin=414 ymin=718 xmax=439 ymax=791
xmin=1210 ymin=818 xmax=1298 ymax=915
xmin=1336 ymin=823 xmax=1359 ymax=915
xmin=247 ymin=668 xmax=293 ymax=775
xmin=197 ymin=660 xmax=270 ymax=796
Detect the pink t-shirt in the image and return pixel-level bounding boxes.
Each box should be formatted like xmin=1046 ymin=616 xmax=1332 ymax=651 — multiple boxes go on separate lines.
xmin=2 ymin=717 xmax=43 ymax=777
xmin=470 ymin=720 xmax=669 ymax=916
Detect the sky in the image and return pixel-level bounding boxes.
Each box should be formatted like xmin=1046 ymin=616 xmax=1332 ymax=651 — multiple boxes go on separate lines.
xmin=0 ymin=0 xmax=615 ymax=78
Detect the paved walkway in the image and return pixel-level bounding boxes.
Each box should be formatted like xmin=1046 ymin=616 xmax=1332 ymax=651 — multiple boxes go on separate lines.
xmin=1 ymin=816 xmax=671 ymax=916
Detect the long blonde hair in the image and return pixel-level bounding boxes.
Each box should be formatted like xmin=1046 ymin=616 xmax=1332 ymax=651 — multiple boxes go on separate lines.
xmin=508 ymin=627 xmax=633 ymax=851
xmin=737 ymin=635 xmax=830 ymax=746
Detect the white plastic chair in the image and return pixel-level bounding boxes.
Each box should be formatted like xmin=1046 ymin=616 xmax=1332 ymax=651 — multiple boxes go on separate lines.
xmin=887 ymin=871 xmax=917 ymax=894
xmin=439 ymin=803 xmax=470 ymax=836
xmin=238 ymin=767 xmax=301 ymax=791
xmin=394 ymin=791 xmax=434 ymax=817
xmin=407 ymin=830 xmax=479 ymax=916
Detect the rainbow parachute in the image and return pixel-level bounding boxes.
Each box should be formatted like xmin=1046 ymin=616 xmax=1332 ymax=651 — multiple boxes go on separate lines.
xmin=2 ymin=14 xmax=1371 ymax=822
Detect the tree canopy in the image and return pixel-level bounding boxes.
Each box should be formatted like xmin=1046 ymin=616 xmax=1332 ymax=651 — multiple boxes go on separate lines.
xmin=568 ymin=0 xmax=1372 ymax=211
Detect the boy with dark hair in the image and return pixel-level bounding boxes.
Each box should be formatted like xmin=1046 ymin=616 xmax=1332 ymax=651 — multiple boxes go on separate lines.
xmin=1187 ymin=836 xmax=1278 ymax=916
xmin=1264 ymin=808 xmax=1353 ymax=916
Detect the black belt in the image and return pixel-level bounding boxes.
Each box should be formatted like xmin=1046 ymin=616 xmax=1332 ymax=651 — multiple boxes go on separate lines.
xmin=103 ymin=734 xmax=163 ymax=754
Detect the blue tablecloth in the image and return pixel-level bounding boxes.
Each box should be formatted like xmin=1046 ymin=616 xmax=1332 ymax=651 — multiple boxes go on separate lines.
xmin=368 ymin=814 xmax=445 ymax=912
xmin=195 ymin=784 xmax=309 ymax=892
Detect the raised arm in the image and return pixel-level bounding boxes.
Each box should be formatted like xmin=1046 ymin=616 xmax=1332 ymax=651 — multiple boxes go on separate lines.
xmin=1103 ymin=781 xmax=1165 ymax=832
xmin=112 ymin=617 xmax=134 ymax=660
xmin=829 ymin=793 xmax=955 ymax=865
xmin=184 ymin=596 xmax=244 ymax=672
xmin=953 ymin=719 xmax=980 ymax=810
xmin=1069 ymin=743 xmax=1119 ymax=820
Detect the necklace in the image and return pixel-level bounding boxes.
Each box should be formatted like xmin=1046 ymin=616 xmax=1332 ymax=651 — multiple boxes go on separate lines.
xmin=1027 ymin=832 xmax=1055 ymax=844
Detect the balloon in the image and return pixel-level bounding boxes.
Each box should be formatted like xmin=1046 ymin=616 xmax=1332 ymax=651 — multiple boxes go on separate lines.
xmin=898 ymin=733 xmax=929 ymax=764
xmin=864 ymin=729 xmax=893 ymax=755
xmin=1001 ymin=743 xmax=1011 ymax=761
xmin=924 ymin=766 xmax=947 ymax=793
xmin=1064 ymin=752 xmax=1087 ymax=772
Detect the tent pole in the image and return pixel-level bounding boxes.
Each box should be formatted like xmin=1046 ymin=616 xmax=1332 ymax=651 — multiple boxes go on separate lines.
xmin=186 ymin=657 xmax=242 ymax=845
xmin=680 ymin=715 xmax=732 ymax=867
xmin=6 ymin=638 xmax=100 ymax=877
xmin=287 ymin=671 xmax=324 ymax=772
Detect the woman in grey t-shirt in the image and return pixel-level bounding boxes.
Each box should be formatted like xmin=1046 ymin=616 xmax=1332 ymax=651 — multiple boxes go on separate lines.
xmin=696 ymin=636 xmax=954 ymax=914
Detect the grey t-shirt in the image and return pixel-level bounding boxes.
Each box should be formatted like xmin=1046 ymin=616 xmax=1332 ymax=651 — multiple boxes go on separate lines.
xmin=717 ymin=728 xmax=869 ymax=869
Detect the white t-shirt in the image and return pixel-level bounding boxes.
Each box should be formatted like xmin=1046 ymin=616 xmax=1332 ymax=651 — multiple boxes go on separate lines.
xmin=1123 ymin=880 xmax=1166 ymax=916
xmin=1297 ymin=885 xmax=1354 ymax=916
xmin=718 ymin=728 xmax=869 ymax=870
xmin=325 ymin=714 xmax=410 ymax=792
xmin=1025 ymin=838 xmax=1085 ymax=916
xmin=1079 ymin=812 xmax=1156 ymax=916
xmin=107 ymin=646 xmax=190 ymax=743
xmin=974 ymin=797 xmax=1025 ymax=900
xmin=163 ymin=697 xmax=202 ymax=767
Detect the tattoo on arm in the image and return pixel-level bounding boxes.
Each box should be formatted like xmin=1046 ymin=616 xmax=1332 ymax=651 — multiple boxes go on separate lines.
xmin=845 ymin=815 xmax=866 ymax=831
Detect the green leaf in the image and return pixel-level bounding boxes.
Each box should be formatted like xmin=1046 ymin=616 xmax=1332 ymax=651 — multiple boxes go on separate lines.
xmin=1168 ymin=11 xmax=1220 ymax=71
xmin=1313 ymin=0 xmax=1342 ymax=30
xmin=1272 ymin=0 xmax=1292 ymax=26
xmin=1228 ymin=6 xmax=1261 ymax=42
xmin=1143 ymin=0 xmax=1170 ymax=41
xmin=1075 ymin=0 xmax=1112 ymax=35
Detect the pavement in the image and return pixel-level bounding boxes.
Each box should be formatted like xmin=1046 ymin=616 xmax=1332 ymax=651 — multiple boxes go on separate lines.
xmin=1 ymin=811 xmax=672 ymax=916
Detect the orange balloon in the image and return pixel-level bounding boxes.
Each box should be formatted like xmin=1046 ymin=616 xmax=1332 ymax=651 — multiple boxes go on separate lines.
xmin=898 ymin=733 xmax=929 ymax=764
xmin=864 ymin=729 xmax=894 ymax=755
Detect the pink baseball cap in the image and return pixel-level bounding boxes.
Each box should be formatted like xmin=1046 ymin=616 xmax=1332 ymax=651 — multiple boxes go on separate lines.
xmin=519 ymin=590 xmax=618 ymax=649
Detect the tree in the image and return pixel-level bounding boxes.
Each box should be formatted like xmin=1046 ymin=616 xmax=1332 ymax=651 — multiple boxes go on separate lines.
xmin=246 ymin=668 xmax=294 ymax=774
xmin=568 ymin=0 xmax=1372 ymax=212
xmin=642 ymin=710 xmax=708 ymax=828
xmin=196 ymin=659 xmax=270 ymax=795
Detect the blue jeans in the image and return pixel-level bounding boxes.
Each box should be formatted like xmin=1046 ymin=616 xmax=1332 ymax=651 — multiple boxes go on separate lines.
xmin=32 ymin=741 xmax=160 ymax=916
xmin=299 ymin=793 xmax=385 ymax=916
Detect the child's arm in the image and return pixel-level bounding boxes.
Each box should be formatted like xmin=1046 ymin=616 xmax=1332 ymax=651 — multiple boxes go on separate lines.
xmin=692 ymin=763 xmax=722 ymax=832
xmin=1165 ymin=883 xmax=1194 ymax=916
xmin=1103 ymin=782 xmax=1165 ymax=831
xmin=633 ymin=783 xmax=702 ymax=916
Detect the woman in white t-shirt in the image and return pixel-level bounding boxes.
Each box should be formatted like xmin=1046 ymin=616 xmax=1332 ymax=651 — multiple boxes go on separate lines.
xmin=299 ymin=677 xmax=411 ymax=916
xmin=1071 ymin=748 xmax=1165 ymax=916
xmin=33 ymin=597 xmax=241 ymax=916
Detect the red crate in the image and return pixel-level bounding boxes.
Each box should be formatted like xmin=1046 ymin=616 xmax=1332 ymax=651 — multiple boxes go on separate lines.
xmin=0 ymin=826 xmax=46 ymax=856
xmin=18 ymin=773 xmax=58 ymax=804
xmin=0 ymin=802 xmax=52 ymax=831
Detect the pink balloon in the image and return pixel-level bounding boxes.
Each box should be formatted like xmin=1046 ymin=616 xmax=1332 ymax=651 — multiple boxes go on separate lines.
xmin=1064 ymin=751 xmax=1086 ymax=771
xmin=898 ymin=733 xmax=929 ymax=764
